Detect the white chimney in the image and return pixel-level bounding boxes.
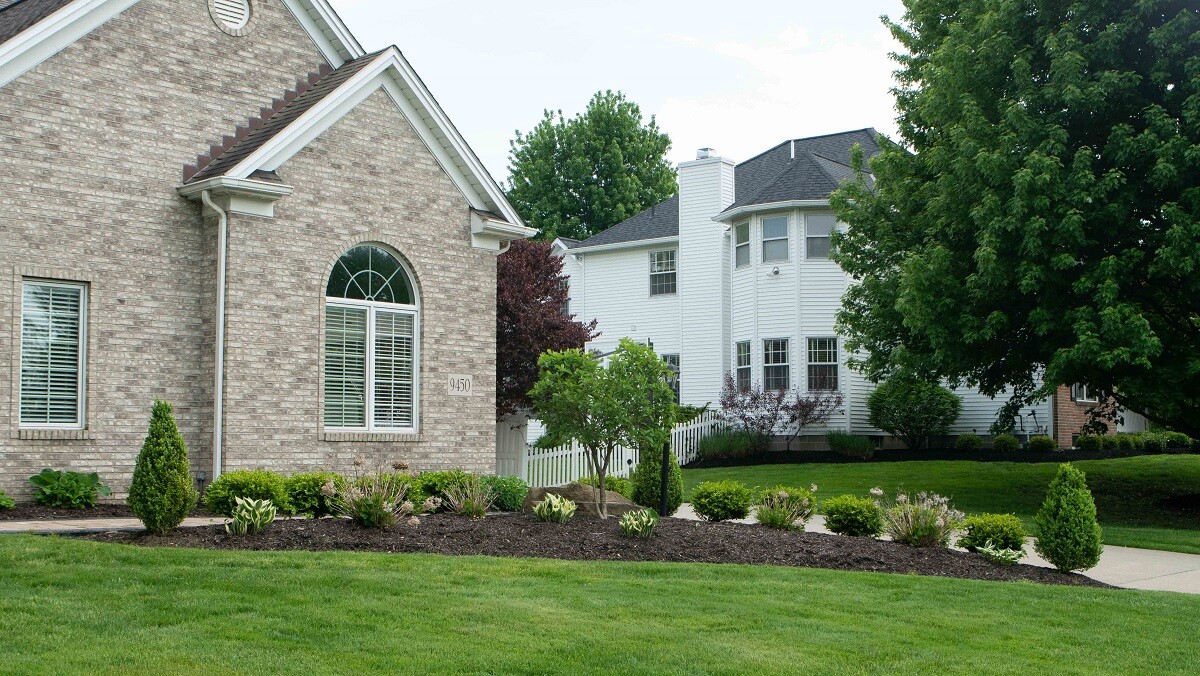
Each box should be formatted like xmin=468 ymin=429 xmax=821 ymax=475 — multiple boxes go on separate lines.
xmin=696 ymin=147 xmax=714 ymax=160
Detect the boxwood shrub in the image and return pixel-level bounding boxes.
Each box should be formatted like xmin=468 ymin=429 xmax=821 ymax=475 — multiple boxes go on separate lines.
xmin=1142 ymin=434 xmax=1169 ymax=453
xmin=1075 ymin=434 xmax=1103 ymax=451
xmin=204 ymin=469 xmax=290 ymax=517
xmin=991 ymin=434 xmax=1020 ymax=452
xmin=1027 ymin=435 xmax=1057 ymax=452
xmin=1163 ymin=431 xmax=1192 ymax=449
xmin=690 ymin=480 xmax=753 ymax=522
xmin=954 ymin=434 xmax=984 ymax=452
xmin=957 ymin=513 xmax=1027 ymax=552
xmin=285 ymin=471 xmax=342 ymax=517
xmin=481 ymin=475 xmax=529 ymax=512
xmin=822 ymin=494 xmax=883 ymax=537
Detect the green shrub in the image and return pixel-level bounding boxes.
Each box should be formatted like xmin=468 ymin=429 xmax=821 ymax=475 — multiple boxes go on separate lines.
xmin=1027 ymin=435 xmax=1057 ymax=452
xmin=225 ymin=497 xmax=277 ymax=535
xmin=1142 ymin=434 xmax=1168 ymax=453
xmin=0 ymin=490 xmax=14 ymax=510
xmin=285 ymin=471 xmax=342 ymax=518
xmin=954 ymin=434 xmax=984 ymax=452
xmin=822 ymin=494 xmax=883 ymax=537
xmin=1163 ymin=431 xmax=1192 ymax=449
xmin=128 ymin=400 xmax=198 ymax=534
xmin=444 ymin=474 xmax=493 ymax=519
xmin=1099 ymin=435 xmax=1121 ymax=452
xmin=1034 ymin=464 xmax=1103 ymax=572
xmin=826 ymin=431 xmax=875 ymax=459
xmin=481 ymin=476 xmax=529 ymax=512
xmin=1115 ymin=433 xmax=1138 ymax=453
xmin=618 ymin=508 xmax=659 ymax=538
xmin=533 ymin=493 xmax=576 ymax=523
xmin=991 ymin=434 xmax=1020 ymax=452
xmin=957 ymin=513 xmax=1027 ymax=552
xmin=691 ymin=481 xmax=754 ymax=522
xmin=1075 ymin=434 xmax=1103 ymax=451
xmin=410 ymin=469 xmax=471 ymax=510
xmin=977 ymin=541 xmax=1024 ymax=565
xmin=881 ymin=491 xmax=964 ymax=548
xmin=754 ymin=485 xmax=816 ymax=531
xmin=631 ymin=450 xmax=683 ymax=516
xmin=203 ymin=469 xmax=290 ymax=517
xmin=867 ymin=376 xmax=962 ymax=449
xmin=577 ymin=474 xmax=633 ymax=500
xmin=28 ymin=469 xmax=111 ymax=509
xmin=697 ymin=429 xmax=766 ymax=460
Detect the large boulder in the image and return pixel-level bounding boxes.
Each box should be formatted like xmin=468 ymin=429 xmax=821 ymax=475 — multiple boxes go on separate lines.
xmin=522 ymin=482 xmax=641 ymax=518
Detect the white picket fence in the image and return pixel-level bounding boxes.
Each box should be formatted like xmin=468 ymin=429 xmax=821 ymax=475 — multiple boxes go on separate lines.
xmin=497 ymin=410 xmax=722 ymax=488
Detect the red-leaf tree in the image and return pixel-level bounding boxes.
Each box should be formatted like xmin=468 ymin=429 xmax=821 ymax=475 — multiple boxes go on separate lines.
xmin=497 ymin=239 xmax=598 ymax=418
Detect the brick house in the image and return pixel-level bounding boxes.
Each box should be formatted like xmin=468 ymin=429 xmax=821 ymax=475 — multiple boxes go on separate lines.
xmin=0 ymin=0 xmax=534 ymax=498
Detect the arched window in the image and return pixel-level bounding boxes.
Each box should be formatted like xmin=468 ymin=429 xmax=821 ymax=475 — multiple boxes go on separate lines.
xmin=324 ymin=245 xmax=418 ymax=432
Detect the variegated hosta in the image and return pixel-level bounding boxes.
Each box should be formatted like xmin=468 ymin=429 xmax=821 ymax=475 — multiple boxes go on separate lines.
xmin=619 ymin=509 xmax=659 ymax=539
xmin=532 ymin=493 xmax=576 ymax=523
xmin=225 ymin=497 xmax=277 ymax=535
xmin=977 ymin=539 xmax=1024 ymax=566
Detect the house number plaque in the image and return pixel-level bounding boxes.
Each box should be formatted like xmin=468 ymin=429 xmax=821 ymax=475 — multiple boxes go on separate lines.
xmin=448 ymin=374 xmax=474 ymax=396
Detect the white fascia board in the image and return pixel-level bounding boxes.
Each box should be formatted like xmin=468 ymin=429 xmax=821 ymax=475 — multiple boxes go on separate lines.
xmin=225 ymin=47 xmax=526 ymax=229
xmin=470 ymin=210 xmax=537 ymax=250
xmin=177 ymin=176 xmax=295 ymax=218
xmin=568 ymin=236 xmax=679 ymax=256
xmin=716 ymin=199 xmax=831 ymax=223
xmin=0 ymin=0 xmax=139 ymax=88
xmin=282 ymin=0 xmax=364 ymax=66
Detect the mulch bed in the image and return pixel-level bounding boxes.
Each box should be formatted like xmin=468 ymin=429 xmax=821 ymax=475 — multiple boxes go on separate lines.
xmin=0 ymin=504 xmax=215 ymax=521
xmin=78 ymin=512 xmax=1108 ymax=588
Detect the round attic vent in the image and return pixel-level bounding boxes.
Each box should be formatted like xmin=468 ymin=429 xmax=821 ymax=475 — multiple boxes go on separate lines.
xmin=210 ymin=0 xmax=253 ymax=36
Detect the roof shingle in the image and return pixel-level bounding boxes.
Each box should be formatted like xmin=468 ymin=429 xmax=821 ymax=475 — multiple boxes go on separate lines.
xmin=574 ymin=194 xmax=679 ymax=248
xmin=0 ymin=0 xmax=74 ymax=45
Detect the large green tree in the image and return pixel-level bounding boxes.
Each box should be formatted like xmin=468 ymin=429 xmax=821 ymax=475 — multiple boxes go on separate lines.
xmin=506 ymin=90 xmax=677 ymax=241
xmin=831 ymin=0 xmax=1200 ymax=435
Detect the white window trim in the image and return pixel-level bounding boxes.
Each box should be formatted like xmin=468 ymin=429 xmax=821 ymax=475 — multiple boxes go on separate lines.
xmin=734 ymin=340 xmax=752 ymax=390
xmin=733 ymin=221 xmax=751 ymax=269
xmin=805 ymin=213 xmax=836 ymax=260
xmin=324 ymin=296 xmax=421 ymax=434
xmin=807 ymin=336 xmax=840 ymax=391
xmin=763 ymin=337 xmax=790 ymax=391
xmin=761 ymin=215 xmax=790 ymax=263
xmin=19 ymin=279 xmax=87 ymax=430
xmin=1071 ymin=383 xmax=1098 ymax=403
xmin=648 ymin=249 xmax=677 ymax=297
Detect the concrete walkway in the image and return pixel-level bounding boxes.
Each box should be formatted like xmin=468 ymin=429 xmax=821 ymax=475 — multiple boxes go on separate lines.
xmin=674 ymin=505 xmax=1200 ymax=594
xmin=3 ymin=510 xmax=1198 ymax=594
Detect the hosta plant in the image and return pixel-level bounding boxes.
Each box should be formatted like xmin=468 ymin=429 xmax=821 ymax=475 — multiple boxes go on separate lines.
xmin=225 ymin=497 xmax=277 ymax=535
xmin=0 ymin=489 xmax=14 ymax=510
xmin=28 ymin=469 xmax=111 ymax=508
xmin=881 ymin=491 xmax=964 ymax=548
xmin=533 ymin=493 xmax=576 ymax=523
xmin=619 ymin=508 xmax=659 ymax=539
xmin=444 ymin=474 xmax=495 ymax=519
xmin=977 ymin=540 xmax=1024 ymax=566
xmin=754 ymin=485 xmax=816 ymax=531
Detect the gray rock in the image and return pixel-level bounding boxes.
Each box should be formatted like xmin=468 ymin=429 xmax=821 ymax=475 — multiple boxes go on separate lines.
xmin=522 ymin=482 xmax=641 ymax=518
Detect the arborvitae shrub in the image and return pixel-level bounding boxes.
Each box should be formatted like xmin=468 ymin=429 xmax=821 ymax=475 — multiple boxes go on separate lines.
xmin=631 ymin=450 xmax=683 ymax=516
xmin=1034 ymin=464 xmax=1103 ymax=572
xmin=127 ymin=400 xmax=198 ymax=534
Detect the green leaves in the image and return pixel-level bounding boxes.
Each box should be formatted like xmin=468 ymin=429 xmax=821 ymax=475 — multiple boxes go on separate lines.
xmin=128 ymin=399 xmax=197 ymax=534
xmin=28 ymin=469 xmax=112 ymax=509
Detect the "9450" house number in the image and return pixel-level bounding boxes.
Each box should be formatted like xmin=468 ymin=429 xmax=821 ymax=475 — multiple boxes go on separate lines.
xmin=448 ymin=374 xmax=473 ymax=396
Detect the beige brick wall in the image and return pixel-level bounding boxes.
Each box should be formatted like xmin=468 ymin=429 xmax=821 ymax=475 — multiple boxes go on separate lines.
xmin=0 ymin=0 xmax=497 ymax=498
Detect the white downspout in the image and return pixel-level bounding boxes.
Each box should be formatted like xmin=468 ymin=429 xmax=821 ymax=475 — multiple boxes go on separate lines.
xmin=201 ymin=190 xmax=228 ymax=481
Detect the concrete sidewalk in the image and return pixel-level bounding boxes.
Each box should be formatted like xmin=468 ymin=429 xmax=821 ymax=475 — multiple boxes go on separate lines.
xmin=674 ymin=505 xmax=1200 ymax=594
xmin=3 ymin=509 xmax=1197 ymax=594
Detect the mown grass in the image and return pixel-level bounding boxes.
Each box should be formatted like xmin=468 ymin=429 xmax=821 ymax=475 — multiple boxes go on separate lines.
xmin=683 ymin=455 xmax=1200 ymax=553
xmin=1 ymin=535 xmax=1198 ymax=674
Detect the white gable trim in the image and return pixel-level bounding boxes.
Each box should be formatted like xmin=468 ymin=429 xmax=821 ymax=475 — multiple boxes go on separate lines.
xmin=0 ymin=0 xmax=138 ymax=88
xmin=569 ymin=236 xmax=679 ymax=256
xmin=223 ymin=47 xmax=525 ymax=228
xmin=0 ymin=0 xmax=362 ymax=87
xmin=716 ymin=199 xmax=830 ymax=223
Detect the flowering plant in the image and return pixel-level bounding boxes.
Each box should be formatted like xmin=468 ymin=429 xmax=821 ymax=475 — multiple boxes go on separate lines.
xmin=879 ymin=490 xmax=964 ymax=547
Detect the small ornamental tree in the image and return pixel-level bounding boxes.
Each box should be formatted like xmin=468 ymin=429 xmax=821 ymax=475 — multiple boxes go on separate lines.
xmin=867 ymin=375 xmax=962 ymax=449
xmin=529 ymin=338 xmax=679 ymax=518
xmin=1034 ymin=464 xmax=1103 ymax=572
xmin=496 ymin=239 xmax=597 ymax=419
xmin=128 ymin=399 xmax=198 ymax=534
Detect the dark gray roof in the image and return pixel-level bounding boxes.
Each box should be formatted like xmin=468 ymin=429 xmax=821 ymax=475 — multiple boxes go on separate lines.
xmin=0 ymin=0 xmax=74 ymax=45
xmin=721 ymin=128 xmax=879 ymax=214
xmin=555 ymin=237 xmax=582 ymax=249
xmin=187 ymin=50 xmax=385 ymax=182
xmin=575 ymin=194 xmax=679 ymax=248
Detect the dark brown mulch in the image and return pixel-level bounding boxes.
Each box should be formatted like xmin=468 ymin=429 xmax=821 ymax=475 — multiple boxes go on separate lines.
xmin=0 ymin=504 xmax=215 ymax=521
xmin=78 ymin=512 xmax=1108 ymax=588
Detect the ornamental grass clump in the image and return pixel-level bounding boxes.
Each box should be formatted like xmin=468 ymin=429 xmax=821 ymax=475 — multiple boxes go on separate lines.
xmin=325 ymin=469 xmax=415 ymax=530
xmin=880 ymin=491 xmax=964 ymax=548
xmin=533 ymin=493 xmax=576 ymax=523
xmin=822 ymin=493 xmax=883 ymax=537
xmin=225 ymin=497 xmax=277 ymax=535
xmin=444 ymin=474 xmax=494 ymax=519
xmin=1034 ymin=464 xmax=1103 ymax=572
xmin=128 ymin=399 xmax=198 ymax=534
xmin=619 ymin=508 xmax=659 ymax=539
xmin=754 ymin=485 xmax=816 ymax=531
xmin=690 ymin=480 xmax=754 ymax=522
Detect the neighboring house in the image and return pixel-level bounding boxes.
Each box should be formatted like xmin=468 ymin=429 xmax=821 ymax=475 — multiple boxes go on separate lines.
xmin=0 ymin=0 xmax=534 ymax=498
xmin=557 ymin=131 xmax=1144 ymax=447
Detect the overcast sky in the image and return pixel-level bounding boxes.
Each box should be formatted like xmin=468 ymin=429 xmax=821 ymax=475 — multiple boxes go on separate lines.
xmin=328 ymin=0 xmax=908 ymax=183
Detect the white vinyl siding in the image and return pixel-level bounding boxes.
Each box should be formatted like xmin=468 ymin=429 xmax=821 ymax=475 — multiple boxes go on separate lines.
xmin=762 ymin=215 xmax=789 ymax=262
xmin=20 ymin=280 xmax=86 ymax=428
xmin=807 ymin=337 xmax=839 ymax=391
xmin=324 ymin=302 xmax=418 ymax=432
xmin=806 ymin=213 xmax=835 ymax=259
xmin=734 ymin=221 xmax=750 ymax=267
xmin=649 ymin=249 xmax=677 ymax=296
xmin=763 ymin=338 xmax=789 ymax=390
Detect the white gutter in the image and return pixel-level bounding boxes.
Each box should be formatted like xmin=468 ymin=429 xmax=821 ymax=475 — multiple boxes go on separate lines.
xmin=568 ymin=235 xmax=679 ymax=256
xmin=201 ymin=190 xmax=228 ymax=481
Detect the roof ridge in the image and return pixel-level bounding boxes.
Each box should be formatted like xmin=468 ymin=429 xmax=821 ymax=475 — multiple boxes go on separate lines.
xmin=733 ymin=128 xmax=878 ymax=169
xmin=182 ymin=62 xmax=335 ymax=182
xmin=803 ymin=150 xmax=844 ymax=188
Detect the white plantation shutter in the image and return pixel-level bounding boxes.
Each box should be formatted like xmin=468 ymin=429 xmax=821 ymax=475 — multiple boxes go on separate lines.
xmin=372 ymin=310 xmax=415 ymax=428
xmin=323 ymin=306 xmax=367 ymax=428
xmin=21 ymin=282 xmax=85 ymax=426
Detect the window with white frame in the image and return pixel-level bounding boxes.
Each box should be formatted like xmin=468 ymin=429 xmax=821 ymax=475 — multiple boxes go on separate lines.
xmin=20 ymin=280 xmax=86 ymax=428
xmin=558 ymin=278 xmax=571 ymax=317
xmin=649 ymin=249 xmax=677 ymax=296
xmin=762 ymin=215 xmax=789 ymax=262
xmin=735 ymin=341 xmax=751 ymax=391
xmin=734 ymin=221 xmax=750 ymax=267
xmin=806 ymin=214 xmax=836 ymax=259
xmin=807 ymin=337 xmax=839 ymax=390
xmin=1070 ymin=383 xmax=1098 ymax=403
xmin=662 ymin=353 xmax=681 ymax=403
xmin=763 ymin=338 xmax=790 ymax=390
xmin=325 ymin=245 xmax=419 ymax=431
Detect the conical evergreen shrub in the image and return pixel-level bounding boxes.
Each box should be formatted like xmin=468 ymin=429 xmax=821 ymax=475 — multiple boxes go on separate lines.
xmin=1033 ymin=463 xmax=1103 ymax=572
xmin=128 ymin=399 xmax=198 ymax=534
xmin=630 ymin=449 xmax=683 ymax=516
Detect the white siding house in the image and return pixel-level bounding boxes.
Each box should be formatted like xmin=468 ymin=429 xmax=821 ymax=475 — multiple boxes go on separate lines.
xmin=559 ymin=130 xmax=1067 ymax=445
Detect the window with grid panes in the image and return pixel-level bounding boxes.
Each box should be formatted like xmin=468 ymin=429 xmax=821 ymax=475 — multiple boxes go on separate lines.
xmin=807 ymin=337 xmax=839 ymax=390
xmin=649 ymin=249 xmax=677 ymax=296
xmin=735 ymin=341 xmax=751 ymax=391
xmin=763 ymin=338 xmax=790 ymax=390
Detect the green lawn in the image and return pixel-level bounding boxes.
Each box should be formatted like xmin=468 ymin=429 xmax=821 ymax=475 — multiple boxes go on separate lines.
xmin=1 ymin=536 xmax=1198 ymax=674
xmin=683 ymin=455 xmax=1200 ymax=554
